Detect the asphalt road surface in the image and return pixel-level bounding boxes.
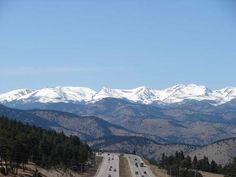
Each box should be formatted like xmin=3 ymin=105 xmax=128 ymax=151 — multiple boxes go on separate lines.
xmin=95 ymin=153 xmax=119 ymax=177
xmin=96 ymin=152 xmax=156 ymax=177
xmin=126 ymin=154 xmax=156 ymax=177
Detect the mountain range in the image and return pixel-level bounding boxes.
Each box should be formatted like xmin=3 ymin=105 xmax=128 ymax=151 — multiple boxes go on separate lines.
xmin=1 ymin=84 xmax=236 ymax=106
xmin=1 ymin=84 xmax=236 ymax=145
xmin=1 ymin=84 xmax=236 ymax=165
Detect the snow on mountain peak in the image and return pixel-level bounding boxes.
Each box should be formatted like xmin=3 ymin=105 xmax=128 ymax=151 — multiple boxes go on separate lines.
xmin=93 ymin=86 xmax=156 ymax=104
xmin=0 ymin=85 xmax=236 ymax=105
xmin=126 ymin=86 xmax=157 ymax=104
xmin=215 ymin=87 xmax=236 ymax=103
xmin=0 ymin=89 xmax=34 ymax=102
xmin=155 ymin=84 xmax=211 ymax=102
xmin=1 ymin=87 xmax=96 ymax=104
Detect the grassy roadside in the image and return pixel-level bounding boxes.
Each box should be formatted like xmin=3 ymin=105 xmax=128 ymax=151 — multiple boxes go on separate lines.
xmin=143 ymin=159 xmax=224 ymax=177
xmin=119 ymin=156 xmax=133 ymax=177
xmin=143 ymin=159 xmax=168 ymax=177
xmin=2 ymin=157 xmax=104 ymax=177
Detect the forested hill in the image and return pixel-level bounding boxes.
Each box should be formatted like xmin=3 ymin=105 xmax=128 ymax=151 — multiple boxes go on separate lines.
xmin=0 ymin=116 xmax=92 ymax=175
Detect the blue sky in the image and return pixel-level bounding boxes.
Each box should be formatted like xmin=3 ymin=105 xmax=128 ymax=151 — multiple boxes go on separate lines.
xmin=0 ymin=0 xmax=236 ymax=92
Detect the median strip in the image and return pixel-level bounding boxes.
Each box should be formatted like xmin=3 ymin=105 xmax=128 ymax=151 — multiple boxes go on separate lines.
xmin=119 ymin=156 xmax=133 ymax=177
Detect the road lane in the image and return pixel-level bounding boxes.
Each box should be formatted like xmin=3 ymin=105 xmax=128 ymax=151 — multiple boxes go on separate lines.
xmin=96 ymin=153 xmax=119 ymax=177
xmin=126 ymin=154 xmax=156 ymax=177
xmin=96 ymin=152 xmax=155 ymax=177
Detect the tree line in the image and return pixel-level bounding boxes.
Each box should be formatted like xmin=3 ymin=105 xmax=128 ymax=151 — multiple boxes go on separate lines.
xmin=0 ymin=116 xmax=92 ymax=175
xmin=156 ymin=151 xmax=236 ymax=177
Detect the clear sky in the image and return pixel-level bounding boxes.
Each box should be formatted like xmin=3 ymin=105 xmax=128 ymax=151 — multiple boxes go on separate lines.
xmin=0 ymin=0 xmax=236 ymax=92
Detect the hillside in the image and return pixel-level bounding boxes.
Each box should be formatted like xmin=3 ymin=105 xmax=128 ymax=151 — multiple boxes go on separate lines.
xmin=0 ymin=104 xmax=156 ymax=142
xmin=90 ymin=135 xmax=236 ymax=167
xmin=0 ymin=104 xmax=59 ymax=128
xmin=189 ymin=138 xmax=236 ymax=166
xmin=28 ymin=109 xmax=143 ymax=140
xmin=88 ymin=136 xmax=197 ymax=161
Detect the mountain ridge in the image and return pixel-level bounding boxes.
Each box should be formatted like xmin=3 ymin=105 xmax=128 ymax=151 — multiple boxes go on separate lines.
xmin=1 ymin=84 xmax=236 ymax=106
xmin=0 ymin=104 xmax=166 ymax=142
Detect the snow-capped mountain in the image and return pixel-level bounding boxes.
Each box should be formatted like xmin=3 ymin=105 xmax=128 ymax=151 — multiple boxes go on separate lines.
xmin=155 ymin=84 xmax=214 ymax=104
xmin=0 ymin=89 xmax=34 ymax=103
xmin=0 ymin=87 xmax=96 ymax=104
xmin=0 ymin=84 xmax=236 ymax=105
xmin=92 ymin=86 xmax=157 ymax=104
xmin=20 ymin=87 xmax=96 ymax=103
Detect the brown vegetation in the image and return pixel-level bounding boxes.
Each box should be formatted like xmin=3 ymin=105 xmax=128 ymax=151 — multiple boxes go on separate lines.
xmin=119 ymin=156 xmax=132 ymax=177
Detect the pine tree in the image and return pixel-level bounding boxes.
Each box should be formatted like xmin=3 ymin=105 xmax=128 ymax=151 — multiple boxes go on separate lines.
xmin=193 ymin=156 xmax=198 ymax=169
xmin=210 ymin=160 xmax=218 ymax=173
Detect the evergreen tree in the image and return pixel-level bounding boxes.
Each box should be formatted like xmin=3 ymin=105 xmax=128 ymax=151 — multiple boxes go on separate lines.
xmin=224 ymin=158 xmax=236 ymax=177
xmin=181 ymin=156 xmax=192 ymax=169
xmin=158 ymin=151 xmax=225 ymax=177
xmin=0 ymin=116 xmax=91 ymax=175
xmin=193 ymin=156 xmax=198 ymax=169
xmin=210 ymin=160 xmax=218 ymax=173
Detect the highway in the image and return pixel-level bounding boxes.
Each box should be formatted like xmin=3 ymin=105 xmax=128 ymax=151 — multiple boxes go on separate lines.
xmin=95 ymin=153 xmax=119 ymax=177
xmin=96 ymin=152 xmax=156 ymax=177
xmin=126 ymin=154 xmax=156 ymax=177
